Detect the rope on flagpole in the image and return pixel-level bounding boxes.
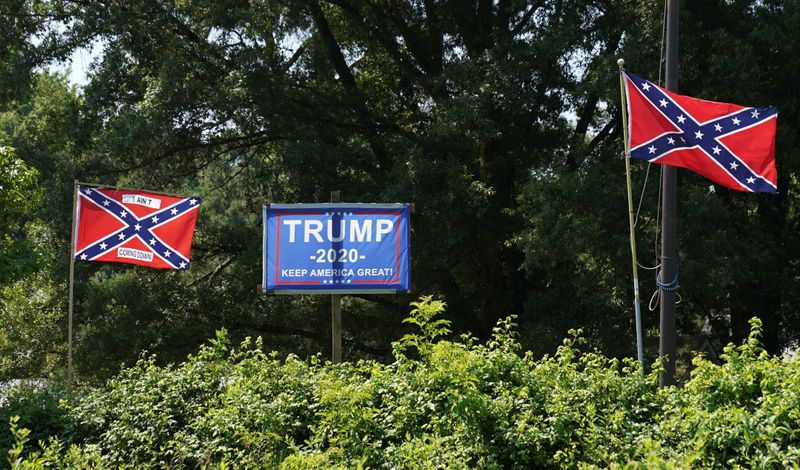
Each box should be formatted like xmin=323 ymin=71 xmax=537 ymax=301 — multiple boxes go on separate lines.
xmin=649 ymin=255 xmax=681 ymax=311
xmin=656 ymin=261 xmax=680 ymax=291
xmin=649 ymin=280 xmax=682 ymax=311
xmin=634 ymin=162 xmax=652 ymax=228
xmin=635 ymin=162 xmax=661 ymax=272
xmin=655 ymin=166 xmax=663 ymax=268
xmin=658 ymin=0 xmax=668 ymax=86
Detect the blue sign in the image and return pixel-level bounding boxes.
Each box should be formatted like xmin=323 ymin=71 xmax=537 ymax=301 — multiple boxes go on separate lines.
xmin=263 ymin=204 xmax=410 ymax=294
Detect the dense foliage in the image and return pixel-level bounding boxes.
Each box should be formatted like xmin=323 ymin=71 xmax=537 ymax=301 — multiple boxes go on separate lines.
xmin=3 ymin=298 xmax=800 ymax=468
xmin=2 ymin=0 xmax=800 ymax=383
xmin=0 ymin=146 xmax=41 ymax=284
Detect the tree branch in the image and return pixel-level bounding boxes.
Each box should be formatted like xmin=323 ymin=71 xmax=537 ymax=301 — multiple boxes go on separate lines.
xmin=286 ymin=42 xmax=309 ymax=69
xmin=326 ymin=0 xmax=441 ymax=101
xmin=308 ymin=0 xmax=358 ymax=90
xmin=574 ymin=95 xmax=599 ymax=140
xmin=587 ymin=112 xmax=619 ymax=154
xmin=187 ymin=256 xmax=235 ymax=287
xmin=511 ymin=3 xmax=542 ymax=36
xmin=95 ymin=131 xmax=282 ymax=176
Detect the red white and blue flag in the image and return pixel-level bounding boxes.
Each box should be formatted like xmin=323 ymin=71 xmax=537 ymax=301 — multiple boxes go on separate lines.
xmin=73 ymin=186 xmax=201 ymax=270
xmin=623 ymin=72 xmax=778 ymax=193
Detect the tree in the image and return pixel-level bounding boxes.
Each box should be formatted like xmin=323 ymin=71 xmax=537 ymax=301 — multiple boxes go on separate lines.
xmin=517 ymin=0 xmax=800 ymax=356
xmin=13 ymin=0 xmax=606 ymax=375
xmin=0 ymin=74 xmax=79 ymax=379
xmin=3 ymin=0 xmax=800 ymax=380
xmin=0 ymin=146 xmax=40 ymax=283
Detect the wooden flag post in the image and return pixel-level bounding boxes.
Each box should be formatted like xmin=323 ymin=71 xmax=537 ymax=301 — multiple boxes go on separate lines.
xmin=659 ymin=0 xmax=680 ymax=387
xmin=67 ymin=180 xmax=78 ymax=383
xmin=66 ymin=181 xmax=201 ymax=382
xmin=330 ymin=190 xmax=342 ymax=363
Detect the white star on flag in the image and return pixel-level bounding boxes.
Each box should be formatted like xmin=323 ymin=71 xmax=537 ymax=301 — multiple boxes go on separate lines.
xmin=623 ymin=70 xmax=778 ymax=193
xmin=73 ymin=187 xmax=202 ymax=269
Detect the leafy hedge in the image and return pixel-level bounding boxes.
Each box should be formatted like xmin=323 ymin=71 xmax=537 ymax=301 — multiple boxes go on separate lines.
xmin=4 ymin=297 xmax=800 ymax=468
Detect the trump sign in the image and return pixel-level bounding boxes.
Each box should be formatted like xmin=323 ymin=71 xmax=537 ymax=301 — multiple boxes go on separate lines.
xmin=263 ymin=204 xmax=410 ymax=294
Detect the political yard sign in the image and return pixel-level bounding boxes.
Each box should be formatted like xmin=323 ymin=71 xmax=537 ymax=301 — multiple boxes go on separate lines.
xmin=263 ymin=204 xmax=410 ymax=294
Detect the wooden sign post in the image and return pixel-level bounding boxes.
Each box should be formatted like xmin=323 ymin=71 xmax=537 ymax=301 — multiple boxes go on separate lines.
xmin=330 ymin=190 xmax=342 ymax=364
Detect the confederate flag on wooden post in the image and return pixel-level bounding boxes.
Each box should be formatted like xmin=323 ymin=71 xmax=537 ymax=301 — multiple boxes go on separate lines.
xmin=73 ymin=185 xmax=201 ymax=269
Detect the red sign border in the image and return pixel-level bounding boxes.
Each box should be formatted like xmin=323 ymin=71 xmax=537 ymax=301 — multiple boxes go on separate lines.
xmin=273 ymin=211 xmax=402 ymax=286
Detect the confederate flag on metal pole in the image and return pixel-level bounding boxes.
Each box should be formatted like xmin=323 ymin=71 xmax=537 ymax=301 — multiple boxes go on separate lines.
xmin=73 ymin=185 xmax=201 ymax=270
xmin=623 ymin=71 xmax=778 ymax=193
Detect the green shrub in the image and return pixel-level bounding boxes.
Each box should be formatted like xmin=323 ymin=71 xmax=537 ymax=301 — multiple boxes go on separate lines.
xmin=5 ymin=416 xmax=102 ymax=469
xmin=0 ymin=382 xmax=70 ymax=466
xmin=4 ymin=299 xmax=800 ymax=468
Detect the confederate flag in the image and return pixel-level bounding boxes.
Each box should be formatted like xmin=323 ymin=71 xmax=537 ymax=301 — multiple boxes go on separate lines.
xmin=623 ymin=71 xmax=778 ymax=193
xmin=73 ymin=186 xmax=201 ymax=269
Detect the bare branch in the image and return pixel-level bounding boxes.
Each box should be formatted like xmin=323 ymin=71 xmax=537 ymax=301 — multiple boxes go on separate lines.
xmin=308 ymin=0 xmax=358 ymax=91
xmin=187 ymin=256 xmax=235 ymax=287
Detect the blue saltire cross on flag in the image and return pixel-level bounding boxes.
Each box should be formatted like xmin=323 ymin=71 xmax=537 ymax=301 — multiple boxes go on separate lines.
xmin=73 ymin=186 xmax=201 ymax=269
xmin=623 ymin=72 xmax=778 ymax=193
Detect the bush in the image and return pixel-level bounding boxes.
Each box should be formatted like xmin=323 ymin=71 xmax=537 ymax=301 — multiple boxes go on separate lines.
xmin=0 ymin=381 xmax=70 ymax=466
xmin=4 ymin=299 xmax=800 ymax=468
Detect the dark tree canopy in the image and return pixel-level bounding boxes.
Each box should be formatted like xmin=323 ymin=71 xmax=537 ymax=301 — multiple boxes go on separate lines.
xmin=1 ymin=0 xmax=799 ymax=380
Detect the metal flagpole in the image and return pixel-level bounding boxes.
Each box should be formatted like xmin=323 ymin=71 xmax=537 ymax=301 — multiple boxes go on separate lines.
xmin=617 ymin=59 xmax=645 ymax=375
xmin=659 ymin=0 xmax=679 ymax=387
xmin=67 ymin=180 xmax=79 ymax=383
